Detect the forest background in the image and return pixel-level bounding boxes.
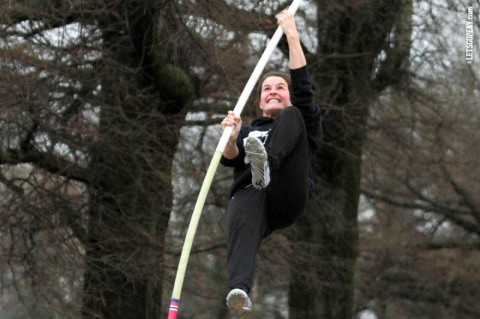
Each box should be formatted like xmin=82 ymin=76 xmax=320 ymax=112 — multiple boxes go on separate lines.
xmin=0 ymin=0 xmax=479 ymax=318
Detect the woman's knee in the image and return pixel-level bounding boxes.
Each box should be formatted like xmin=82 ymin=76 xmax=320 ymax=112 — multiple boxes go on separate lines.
xmin=276 ymin=106 xmax=303 ymax=124
xmin=267 ymin=200 xmax=307 ymax=231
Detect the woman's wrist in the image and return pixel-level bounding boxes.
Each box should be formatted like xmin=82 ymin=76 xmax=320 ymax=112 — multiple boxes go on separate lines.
xmin=285 ymin=30 xmax=299 ymax=40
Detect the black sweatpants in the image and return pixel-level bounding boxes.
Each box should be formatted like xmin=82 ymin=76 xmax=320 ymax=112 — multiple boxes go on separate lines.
xmin=225 ymin=107 xmax=310 ymax=293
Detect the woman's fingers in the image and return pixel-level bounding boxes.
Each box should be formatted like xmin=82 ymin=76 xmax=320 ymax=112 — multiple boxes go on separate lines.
xmin=221 ymin=111 xmax=241 ymax=128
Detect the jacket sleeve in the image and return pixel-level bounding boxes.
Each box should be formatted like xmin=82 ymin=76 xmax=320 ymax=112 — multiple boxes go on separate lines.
xmin=290 ymin=66 xmax=323 ymax=151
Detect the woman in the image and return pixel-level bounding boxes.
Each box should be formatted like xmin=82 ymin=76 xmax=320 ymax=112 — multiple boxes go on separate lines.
xmin=220 ymin=10 xmax=322 ymax=315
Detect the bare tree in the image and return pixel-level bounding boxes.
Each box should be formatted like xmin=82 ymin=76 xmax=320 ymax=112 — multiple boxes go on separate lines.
xmin=284 ymin=0 xmax=412 ymax=318
xmin=1 ymin=1 xmax=194 ymax=318
xmin=357 ymin=1 xmax=480 ymax=318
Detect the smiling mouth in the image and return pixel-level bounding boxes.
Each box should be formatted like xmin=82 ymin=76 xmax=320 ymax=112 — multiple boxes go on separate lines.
xmin=267 ymin=98 xmax=281 ymax=103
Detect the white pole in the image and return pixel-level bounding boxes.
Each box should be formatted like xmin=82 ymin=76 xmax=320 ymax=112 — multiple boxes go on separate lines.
xmin=167 ymin=1 xmax=302 ymax=318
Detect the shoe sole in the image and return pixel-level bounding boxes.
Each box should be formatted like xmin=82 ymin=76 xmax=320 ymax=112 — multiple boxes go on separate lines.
xmin=245 ymin=137 xmax=269 ymax=189
xmin=226 ymin=292 xmax=251 ymax=315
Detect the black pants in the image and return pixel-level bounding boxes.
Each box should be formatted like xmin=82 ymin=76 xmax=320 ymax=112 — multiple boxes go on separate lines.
xmin=225 ymin=107 xmax=310 ymax=293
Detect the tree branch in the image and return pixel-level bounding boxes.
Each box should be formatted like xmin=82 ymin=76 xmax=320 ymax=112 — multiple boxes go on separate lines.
xmin=0 ymin=148 xmax=91 ymax=185
xmin=361 ymin=188 xmax=480 ymax=236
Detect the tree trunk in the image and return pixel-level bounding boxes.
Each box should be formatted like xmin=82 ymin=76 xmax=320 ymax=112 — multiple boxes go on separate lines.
xmin=289 ymin=0 xmax=404 ymax=318
xmin=80 ymin=1 xmax=191 ymax=318
xmin=81 ymin=107 xmax=175 ymax=318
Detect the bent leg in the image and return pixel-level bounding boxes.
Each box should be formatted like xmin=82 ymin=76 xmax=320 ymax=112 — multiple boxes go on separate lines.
xmin=265 ymin=107 xmax=310 ymax=232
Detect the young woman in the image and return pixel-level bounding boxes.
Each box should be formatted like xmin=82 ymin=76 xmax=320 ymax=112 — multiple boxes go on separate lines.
xmin=220 ymin=10 xmax=323 ymax=315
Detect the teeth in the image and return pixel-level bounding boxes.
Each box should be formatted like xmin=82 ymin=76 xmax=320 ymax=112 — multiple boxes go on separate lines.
xmin=268 ymin=98 xmax=280 ymax=103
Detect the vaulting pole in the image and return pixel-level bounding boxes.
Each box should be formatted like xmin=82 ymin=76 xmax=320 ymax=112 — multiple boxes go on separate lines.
xmin=167 ymin=1 xmax=302 ymax=317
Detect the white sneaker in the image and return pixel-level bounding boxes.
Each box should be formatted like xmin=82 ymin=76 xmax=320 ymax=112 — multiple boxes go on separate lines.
xmin=244 ymin=136 xmax=270 ymax=189
xmin=226 ymin=288 xmax=252 ymax=315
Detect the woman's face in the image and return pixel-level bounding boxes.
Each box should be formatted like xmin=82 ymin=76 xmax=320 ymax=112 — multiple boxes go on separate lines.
xmin=258 ymin=76 xmax=291 ymax=118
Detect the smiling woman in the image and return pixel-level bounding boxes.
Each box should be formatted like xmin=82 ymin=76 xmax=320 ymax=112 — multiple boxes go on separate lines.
xmin=219 ymin=10 xmax=323 ymax=316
